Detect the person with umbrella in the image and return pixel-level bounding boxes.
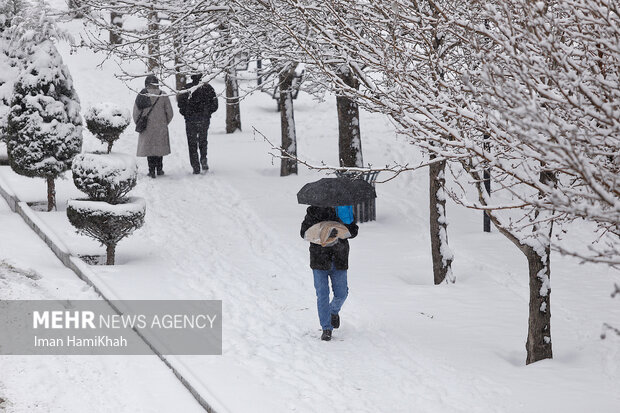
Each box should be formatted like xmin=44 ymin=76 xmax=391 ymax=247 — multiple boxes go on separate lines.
xmin=298 ymin=177 xmax=375 ymax=341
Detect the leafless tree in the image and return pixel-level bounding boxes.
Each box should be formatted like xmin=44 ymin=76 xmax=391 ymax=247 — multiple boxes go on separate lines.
xmin=257 ymin=0 xmax=620 ymax=364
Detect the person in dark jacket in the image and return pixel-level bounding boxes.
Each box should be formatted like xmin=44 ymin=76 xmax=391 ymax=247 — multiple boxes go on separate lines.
xmin=177 ymin=73 xmax=218 ymax=174
xmin=300 ymin=205 xmax=359 ymax=341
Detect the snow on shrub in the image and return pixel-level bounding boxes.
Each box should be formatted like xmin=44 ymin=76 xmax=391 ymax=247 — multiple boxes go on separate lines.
xmin=84 ymin=102 xmax=130 ymax=153
xmin=0 ymin=45 xmax=15 ymax=143
xmin=68 ymin=150 xmax=145 ymax=265
xmin=0 ymin=0 xmax=24 ymax=31
xmin=0 ymin=0 xmax=23 ymax=142
xmin=72 ymin=152 xmax=137 ymax=203
xmin=67 ymin=197 xmax=145 ymax=265
xmin=6 ymin=38 xmax=82 ymax=211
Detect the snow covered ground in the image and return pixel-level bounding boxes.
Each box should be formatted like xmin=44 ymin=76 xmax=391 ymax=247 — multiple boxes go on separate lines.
xmin=0 ymin=196 xmax=205 ymax=413
xmin=0 ymin=3 xmax=619 ymax=412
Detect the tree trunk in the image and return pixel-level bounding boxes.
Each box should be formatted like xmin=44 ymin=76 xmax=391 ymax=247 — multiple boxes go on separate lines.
xmin=257 ymin=58 xmax=263 ymax=86
xmin=175 ymin=69 xmax=186 ymax=92
xmin=147 ymin=10 xmax=159 ymax=71
xmin=525 ymin=168 xmax=556 ymax=364
xmin=106 ymin=244 xmax=116 ymax=265
xmin=173 ymin=32 xmax=186 ymax=91
xmin=46 ymin=177 xmax=56 ymax=212
xmin=109 ymin=11 xmax=123 ymax=45
xmin=483 ymin=168 xmax=491 ymax=232
xmin=429 ymin=157 xmax=454 ymax=284
xmin=279 ymin=66 xmax=298 ymax=176
xmin=469 ymin=166 xmax=555 ymax=364
xmin=107 ymin=140 xmax=113 ymax=154
xmin=225 ymin=66 xmax=241 ymax=133
xmin=525 ymin=244 xmax=552 ymax=364
xmin=336 ymin=69 xmax=363 ymax=167
xmin=483 ymin=134 xmax=491 ymax=232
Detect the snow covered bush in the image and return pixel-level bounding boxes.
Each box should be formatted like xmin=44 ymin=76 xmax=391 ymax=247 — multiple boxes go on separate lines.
xmin=4 ymin=0 xmax=82 ymax=211
xmin=84 ymin=103 xmax=130 ymax=153
xmin=0 ymin=42 xmax=15 ymax=143
xmin=72 ymin=152 xmax=137 ymax=203
xmin=67 ymin=197 xmax=145 ymax=265
xmin=6 ymin=38 xmax=82 ymax=211
xmin=0 ymin=0 xmax=24 ymax=142
xmin=68 ymin=151 xmax=144 ymax=265
xmin=0 ymin=0 xmax=24 ymax=31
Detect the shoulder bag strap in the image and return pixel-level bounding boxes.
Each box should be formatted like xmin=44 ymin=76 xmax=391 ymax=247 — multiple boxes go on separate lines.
xmin=139 ymin=93 xmax=162 ymax=120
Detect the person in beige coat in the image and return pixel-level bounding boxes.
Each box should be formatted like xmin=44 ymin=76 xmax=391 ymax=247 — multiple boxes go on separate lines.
xmin=133 ymin=75 xmax=174 ymax=178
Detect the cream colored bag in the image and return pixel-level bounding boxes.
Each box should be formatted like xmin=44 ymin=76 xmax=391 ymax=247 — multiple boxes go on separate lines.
xmin=304 ymin=221 xmax=351 ymax=247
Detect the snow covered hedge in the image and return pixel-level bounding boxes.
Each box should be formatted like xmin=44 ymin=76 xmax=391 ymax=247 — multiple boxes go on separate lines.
xmin=84 ymin=102 xmax=130 ymax=153
xmin=72 ymin=152 xmax=137 ymax=203
xmin=67 ymin=197 xmax=145 ymax=265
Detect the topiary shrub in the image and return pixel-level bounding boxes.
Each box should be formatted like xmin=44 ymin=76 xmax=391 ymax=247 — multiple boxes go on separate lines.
xmin=72 ymin=152 xmax=137 ymax=203
xmin=6 ymin=38 xmax=83 ymax=211
xmin=84 ymin=103 xmax=130 ymax=153
xmin=67 ymin=197 xmax=145 ymax=265
xmin=68 ymin=151 xmax=144 ymax=265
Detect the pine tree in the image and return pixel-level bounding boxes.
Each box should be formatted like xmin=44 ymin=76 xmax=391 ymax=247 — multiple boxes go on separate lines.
xmin=0 ymin=0 xmax=25 ymax=143
xmin=6 ymin=18 xmax=82 ymax=210
xmin=0 ymin=0 xmax=24 ymax=31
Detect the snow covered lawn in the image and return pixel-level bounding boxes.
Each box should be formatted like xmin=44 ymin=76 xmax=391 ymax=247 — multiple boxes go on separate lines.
xmin=0 ymin=196 xmax=204 ymax=413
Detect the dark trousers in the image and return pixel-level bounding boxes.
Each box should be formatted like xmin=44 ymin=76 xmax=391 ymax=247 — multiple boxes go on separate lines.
xmin=185 ymin=118 xmax=210 ymax=171
xmin=147 ymin=156 xmax=163 ymax=172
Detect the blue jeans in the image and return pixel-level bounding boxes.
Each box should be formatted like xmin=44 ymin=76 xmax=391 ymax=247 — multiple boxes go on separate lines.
xmin=312 ymin=262 xmax=348 ymax=330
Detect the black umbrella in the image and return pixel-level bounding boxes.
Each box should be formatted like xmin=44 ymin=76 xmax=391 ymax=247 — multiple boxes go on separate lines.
xmin=297 ymin=177 xmax=376 ymax=207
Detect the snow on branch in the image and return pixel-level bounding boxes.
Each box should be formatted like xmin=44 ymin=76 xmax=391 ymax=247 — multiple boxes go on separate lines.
xmin=601 ymin=284 xmax=620 ymax=339
xmin=253 ymin=126 xmax=451 ymax=183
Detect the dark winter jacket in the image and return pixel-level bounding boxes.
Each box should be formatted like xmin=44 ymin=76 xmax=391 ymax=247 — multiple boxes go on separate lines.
xmin=300 ymin=206 xmax=359 ymax=270
xmin=177 ymin=81 xmax=218 ymax=121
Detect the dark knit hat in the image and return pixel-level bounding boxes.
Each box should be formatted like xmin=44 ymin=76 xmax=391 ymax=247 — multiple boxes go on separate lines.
xmin=145 ymin=75 xmax=159 ymax=86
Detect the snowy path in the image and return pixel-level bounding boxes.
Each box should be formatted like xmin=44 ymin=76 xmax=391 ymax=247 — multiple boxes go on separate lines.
xmin=127 ymin=149 xmax=490 ymax=413
xmin=79 ymin=119 xmax=617 ymax=412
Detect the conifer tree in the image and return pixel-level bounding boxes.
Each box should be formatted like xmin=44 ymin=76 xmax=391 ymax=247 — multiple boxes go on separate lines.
xmin=5 ymin=0 xmax=82 ymax=211
xmin=0 ymin=0 xmax=25 ymax=143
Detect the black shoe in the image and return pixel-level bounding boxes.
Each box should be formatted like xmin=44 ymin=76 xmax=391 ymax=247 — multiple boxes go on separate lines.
xmin=192 ymin=168 xmax=201 ymax=175
xmin=321 ymin=330 xmax=332 ymax=341
xmin=331 ymin=313 xmax=340 ymax=329
xmin=156 ymin=169 xmax=164 ymax=176
xmin=148 ymin=170 xmax=156 ymax=178
xmin=200 ymin=158 xmax=208 ymax=171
